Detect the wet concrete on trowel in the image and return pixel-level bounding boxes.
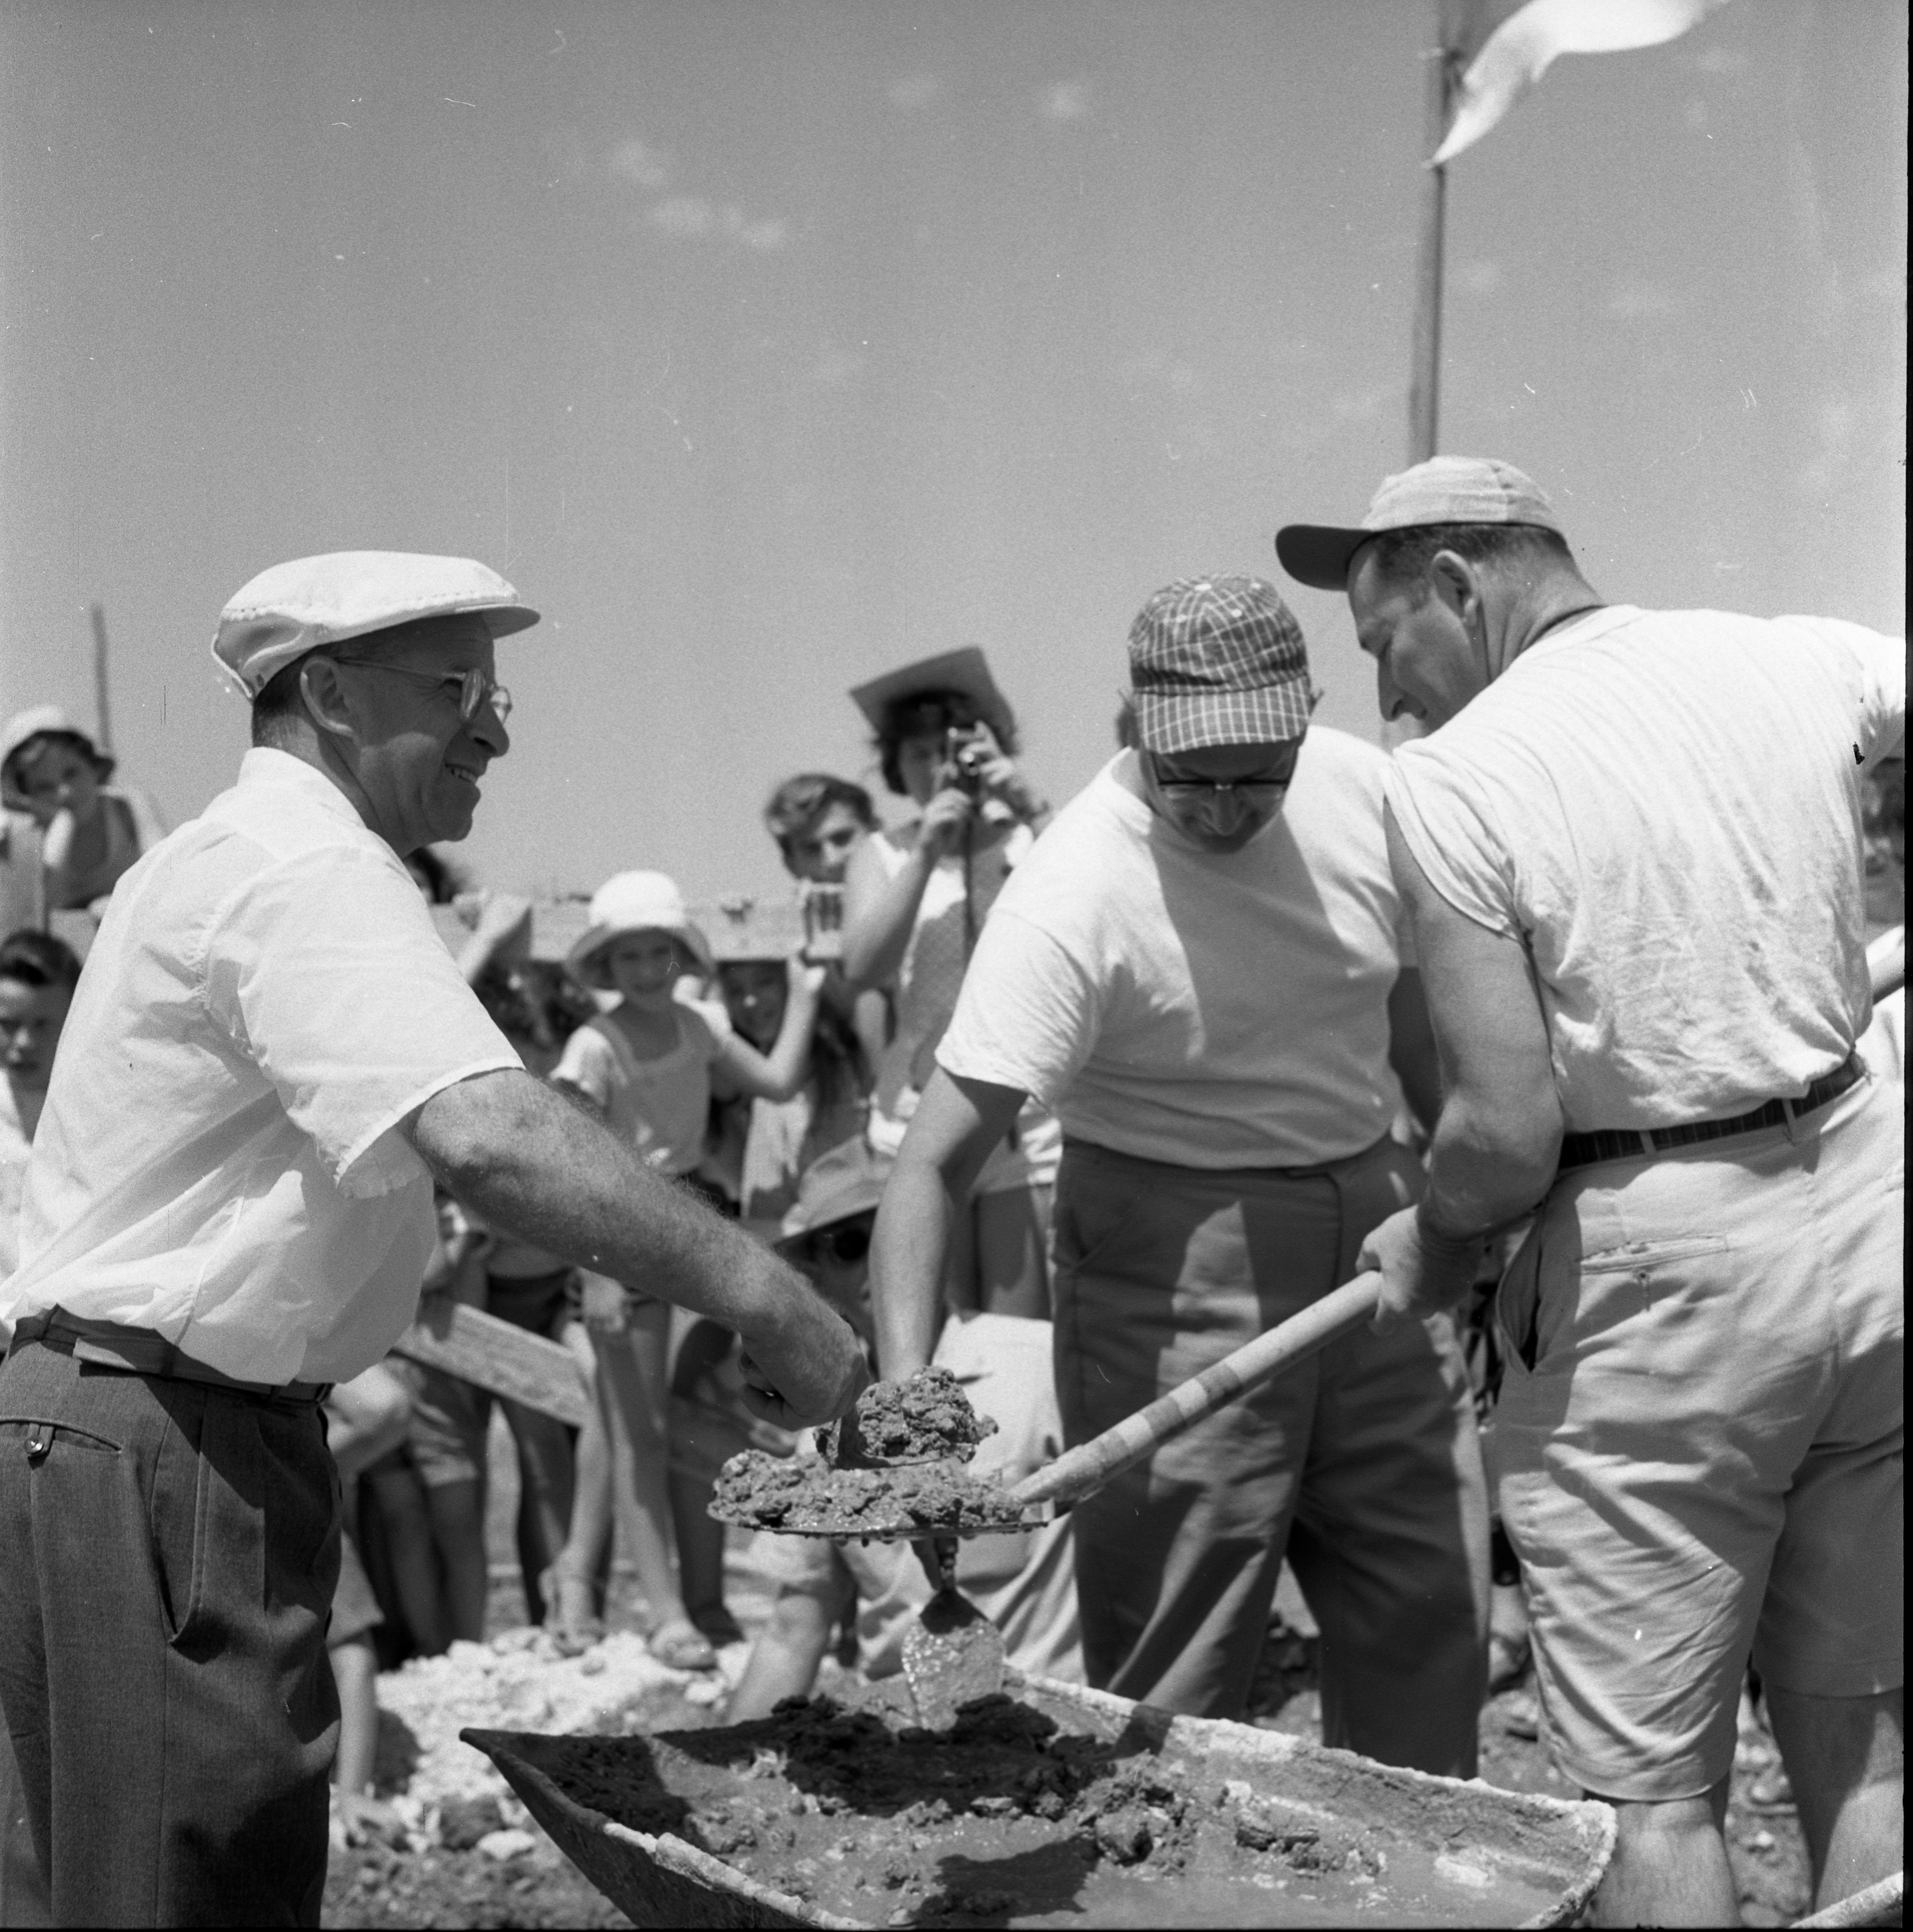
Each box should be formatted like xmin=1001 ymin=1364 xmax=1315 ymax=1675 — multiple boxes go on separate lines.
xmin=545 ymin=1686 xmax=1569 ymax=1927
xmin=710 ymin=1450 xmax=1029 ymax=1538
xmin=823 ymin=1366 xmax=999 ymax=1466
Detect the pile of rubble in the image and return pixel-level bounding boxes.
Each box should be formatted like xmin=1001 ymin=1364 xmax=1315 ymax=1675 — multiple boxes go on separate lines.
xmin=367 ymin=1627 xmax=740 ymax=1860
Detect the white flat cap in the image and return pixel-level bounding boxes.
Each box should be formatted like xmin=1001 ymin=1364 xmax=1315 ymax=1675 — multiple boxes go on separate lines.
xmin=211 ymin=551 xmax=540 ymax=697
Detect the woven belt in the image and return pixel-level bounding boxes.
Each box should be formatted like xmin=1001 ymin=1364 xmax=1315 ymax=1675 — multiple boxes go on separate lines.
xmin=1558 ymin=1053 xmax=1863 ymax=1173
xmin=11 ymin=1311 xmax=331 ymax=1405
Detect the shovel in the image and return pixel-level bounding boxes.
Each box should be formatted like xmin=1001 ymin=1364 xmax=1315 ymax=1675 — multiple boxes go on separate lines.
xmin=898 ymin=1269 xmax=1384 ymax=1723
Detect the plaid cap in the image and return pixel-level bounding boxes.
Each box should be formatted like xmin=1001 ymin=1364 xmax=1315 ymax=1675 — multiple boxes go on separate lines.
xmin=1126 ymin=577 xmax=1314 ymax=755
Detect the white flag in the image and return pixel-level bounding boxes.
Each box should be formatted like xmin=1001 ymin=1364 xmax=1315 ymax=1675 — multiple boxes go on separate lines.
xmin=1432 ymin=0 xmax=1731 ymax=166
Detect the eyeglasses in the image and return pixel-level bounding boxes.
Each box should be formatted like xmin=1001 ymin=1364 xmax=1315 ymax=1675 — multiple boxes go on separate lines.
xmin=337 ymin=661 xmax=513 ymax=725
xmin=795 ymin=1223 xmax=872 ymax=1265
xmin=1154 ymin=777 xmax=1291 ymax=800
xmin=1147 ymin=748 xmax=1299 ymax=801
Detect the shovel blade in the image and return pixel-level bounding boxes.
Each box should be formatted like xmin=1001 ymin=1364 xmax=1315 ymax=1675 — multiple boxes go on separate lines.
xmin=902 ymin=1588 xmax=1006 ymax=1729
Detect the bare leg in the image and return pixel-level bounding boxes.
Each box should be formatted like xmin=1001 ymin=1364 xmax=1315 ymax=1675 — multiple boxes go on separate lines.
xmin=1764 ymin=1685 xmax=1904 ymax=1911
xmin=1590 ymin=1782 xmax=1738 ymax=1929
xmin=973 ymin=1185 xmax=1052 ymax=1320
xmin=365 ymin=1463 xmax=448 ymax=1655
xmin=670 ymin=1466 xmax=739 ymax=1644
xmin=330 ymin=1638 xmax=381 ymax=1795
xmin=728 ymin=1579 xmax=852 ymax=1724
xmin=501 ymin=1399 xmax=575 ymax=1615
xmin=423 ymin=1478 xmax=490 ymax=1644
xmin=549 ymin=1330 xmax=611 ymax=1646
xmin=593 ymin=1299 xmax=693 ymax=1641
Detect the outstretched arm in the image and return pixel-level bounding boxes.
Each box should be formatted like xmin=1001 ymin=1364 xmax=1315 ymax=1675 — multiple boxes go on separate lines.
xmin=407 ymin=1067 xmax=867 ymax=1428
xmin=868 ymin=1067 xmax=1028 ymax=1376
xmin=1363 ymin=808 xmax=1563 ymax=1323
xmin=715 ymin=960 xmax=824 ymax=1101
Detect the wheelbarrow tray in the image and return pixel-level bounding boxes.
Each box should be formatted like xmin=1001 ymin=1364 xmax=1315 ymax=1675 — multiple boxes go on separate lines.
xmin=464 ymin=1671 xmax=1615 ymax=1929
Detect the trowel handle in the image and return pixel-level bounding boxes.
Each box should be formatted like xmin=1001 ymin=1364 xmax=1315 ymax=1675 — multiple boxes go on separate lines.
xmin=1005 ymin=1271 xmax=1382 ymax=1512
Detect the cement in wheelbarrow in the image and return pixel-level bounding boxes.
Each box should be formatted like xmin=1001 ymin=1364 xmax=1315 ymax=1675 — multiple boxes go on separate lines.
xmin=465 ymin=1672 xmax=1614 ymax=1928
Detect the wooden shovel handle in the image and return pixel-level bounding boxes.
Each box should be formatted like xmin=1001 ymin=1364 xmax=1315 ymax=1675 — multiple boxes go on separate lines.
xmin=1005 ymin=1271 xmax=1382 ymax=1511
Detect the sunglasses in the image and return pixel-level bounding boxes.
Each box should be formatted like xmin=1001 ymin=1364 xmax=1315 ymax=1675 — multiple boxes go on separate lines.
xmin=795 ymin=1222 xmax=872 ymax=1265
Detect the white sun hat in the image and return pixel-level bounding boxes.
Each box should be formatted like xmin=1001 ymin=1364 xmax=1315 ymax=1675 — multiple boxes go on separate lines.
xmin=565 ymin=870 xmax=714 ymax=991
xmin=211 ymin=551 xmax=540 ymax=698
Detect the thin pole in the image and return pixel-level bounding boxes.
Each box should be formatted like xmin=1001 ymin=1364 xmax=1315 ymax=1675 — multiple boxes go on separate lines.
xmin=89 ymin=602 xmax=113 ymax=756
xmin=1408 ymin=38 xmax=1455 ymax=465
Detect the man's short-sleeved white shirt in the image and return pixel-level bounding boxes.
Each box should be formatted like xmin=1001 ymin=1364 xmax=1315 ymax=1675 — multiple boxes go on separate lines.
xmin=1385 ymin=605 xmax=1906 ymax=1131
xmin=0 ymin=749 xmax=521 ymax=1383
xmin=935 ymin=732 xmax=1411 ymax=1169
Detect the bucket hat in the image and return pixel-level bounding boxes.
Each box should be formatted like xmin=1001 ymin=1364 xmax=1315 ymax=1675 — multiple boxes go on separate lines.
xmin=2 ymin=706 xmax=114 ymax=804
xmin=565 ymin=871 xmax=713 ymax=990
xmin=1126 ymin=577 xmax=1314 ymax=755
xmin=212 ymin=551 xmax=540 ymax=698
xmin=1275 ymin=456 xmax=1563 ymax=592
xmin=848 ymin=647 xmax=1016 ymax=746
xmin=776 ymin=1138 xmax=893 ymax=1245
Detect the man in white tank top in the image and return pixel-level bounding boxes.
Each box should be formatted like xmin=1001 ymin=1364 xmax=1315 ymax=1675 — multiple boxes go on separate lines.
xmin=1279 ymin=458 xmax=1904 ymax=1927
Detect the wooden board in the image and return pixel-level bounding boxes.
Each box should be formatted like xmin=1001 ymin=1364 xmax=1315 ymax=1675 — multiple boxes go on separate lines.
xmin=390 ymin=1300 xmax=592 ymax=1429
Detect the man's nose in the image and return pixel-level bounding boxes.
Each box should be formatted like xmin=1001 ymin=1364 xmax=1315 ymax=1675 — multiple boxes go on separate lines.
xmin=1195 ymin=790 xmax=1256 ymax=835
xmin=1377 ymin=661 xmax=1407 ymax=721
xmin=467 ymin=709 xmax=509 ymax=758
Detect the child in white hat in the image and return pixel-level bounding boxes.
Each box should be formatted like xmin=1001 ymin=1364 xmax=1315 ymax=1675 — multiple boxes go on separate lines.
xmin=548 ymin=869 xmax=824 ymax=1669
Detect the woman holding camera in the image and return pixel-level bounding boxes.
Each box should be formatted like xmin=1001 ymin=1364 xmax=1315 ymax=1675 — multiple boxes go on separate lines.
xmin=841 ymin=649 xmax=1059 ymax=1318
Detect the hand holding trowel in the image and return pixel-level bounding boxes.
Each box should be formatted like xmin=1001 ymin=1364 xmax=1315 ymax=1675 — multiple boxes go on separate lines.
xmin=817 ymin=1271 xmax=1384 ymax=1725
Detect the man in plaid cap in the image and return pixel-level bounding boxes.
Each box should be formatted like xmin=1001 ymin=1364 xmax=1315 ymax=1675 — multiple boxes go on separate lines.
xmin=867 ymin=576 xmax=1489 ymax=1768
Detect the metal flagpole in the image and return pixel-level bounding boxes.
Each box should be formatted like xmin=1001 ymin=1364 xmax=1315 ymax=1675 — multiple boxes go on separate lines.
xmin=1389 ymin=9 xmax=1461 ymax=751
xmin=89 ymin=602 xmax=114 ymax=756
xmin=1409 ymin=14 xmax=1461 ymax=465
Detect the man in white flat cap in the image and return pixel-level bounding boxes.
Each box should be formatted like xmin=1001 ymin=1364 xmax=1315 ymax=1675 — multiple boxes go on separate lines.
xmin=1278 ymin=460 xmax=1903 ymax=1925
xmin=0 ymin=552 xmax=867 ymax=1927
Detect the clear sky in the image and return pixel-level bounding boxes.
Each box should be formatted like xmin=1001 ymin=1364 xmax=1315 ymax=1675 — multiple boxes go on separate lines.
xmin=2 ymin=0 xmax=1904 ymax=903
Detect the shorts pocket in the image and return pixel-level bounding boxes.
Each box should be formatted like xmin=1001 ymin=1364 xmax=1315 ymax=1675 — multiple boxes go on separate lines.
xmin=1579 ymin=1237 xmax=1730 ymax=1274
xmin=1495 ymin=1221 xmax=1550 ymax=1373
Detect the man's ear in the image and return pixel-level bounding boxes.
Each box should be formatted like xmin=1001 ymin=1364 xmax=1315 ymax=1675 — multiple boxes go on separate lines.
xmin=299 ymin=658 xmax=360 ymax=742
xmin=1428 ymin=549 xmax=1482 ymax=621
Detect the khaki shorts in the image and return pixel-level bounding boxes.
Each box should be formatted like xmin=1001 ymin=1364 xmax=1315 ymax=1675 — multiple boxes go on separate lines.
xmin=1495 ymin=1073 xmax=1903 ymax=1802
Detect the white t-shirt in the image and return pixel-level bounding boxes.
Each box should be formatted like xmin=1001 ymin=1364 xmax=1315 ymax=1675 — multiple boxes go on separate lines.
xmin=0 ymin=1079 xmax=41 ymax=1287
xmin=1 ymin=750 xmax=522 ymax=1384
xmin=1386 ymin=606 xmax=1906 ymax=1132
xmin=754 ymin=1312 xmax=1082 ymax=1686
xmin=936 ymin=733 xmax=1412 ymax=1169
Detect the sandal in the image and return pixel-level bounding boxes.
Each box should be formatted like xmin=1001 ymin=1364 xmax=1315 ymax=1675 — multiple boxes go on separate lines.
xmin=646 ymin=1615 xmax=718 ymax=1672
xmin=690 ymin=1605 xmax=746 ymax=1650
xmin=543 ymin=1566 xmax=606 ymax=1658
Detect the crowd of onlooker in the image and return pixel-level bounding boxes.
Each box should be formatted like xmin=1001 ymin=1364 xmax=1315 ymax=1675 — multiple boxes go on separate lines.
xmin=0 ymin=668 xmax=1903 ymax=1840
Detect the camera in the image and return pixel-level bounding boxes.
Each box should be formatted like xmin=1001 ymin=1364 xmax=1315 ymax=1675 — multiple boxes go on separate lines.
xmin=799 ymin=881 xmax=844 ymax=961
xmin=943 ymin=725 xmax=991 ymax=797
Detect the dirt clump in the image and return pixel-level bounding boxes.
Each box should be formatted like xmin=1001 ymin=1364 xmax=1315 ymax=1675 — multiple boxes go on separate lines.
xmin=710 ymin=1449 xmax=1029 ymax=1537
xmin=824 ymin=1365 xmax=1000 ymax=1466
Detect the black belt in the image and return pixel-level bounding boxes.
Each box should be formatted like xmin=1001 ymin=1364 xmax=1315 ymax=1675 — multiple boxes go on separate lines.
xmin=1558 ymin=1053 xmax=1863 ymax=1172
xmin=10 ymin=1311 xmax=331 ymax=1405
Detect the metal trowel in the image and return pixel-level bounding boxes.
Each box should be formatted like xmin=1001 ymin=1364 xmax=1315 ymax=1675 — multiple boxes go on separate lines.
xmin=824 ymin=1407 xmax=1012 ymax=1728
xmin=901 ymin=1540 xmax=1008 ymax=1729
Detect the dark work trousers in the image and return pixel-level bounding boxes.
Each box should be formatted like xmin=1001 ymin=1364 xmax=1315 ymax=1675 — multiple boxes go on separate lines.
xmin=1051 ymin=1135 xmax=1490 ymax=1774
xmin=0 ymin=1340 xmax=339 ymax=1927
